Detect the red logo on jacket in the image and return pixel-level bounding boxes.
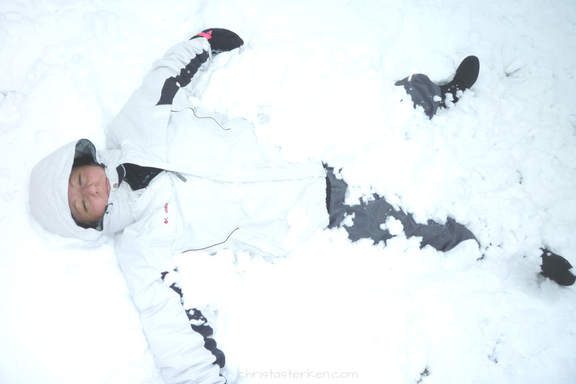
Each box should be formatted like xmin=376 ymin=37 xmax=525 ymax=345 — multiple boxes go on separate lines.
xmin=164 ymin=203 xmax=169 ymax=224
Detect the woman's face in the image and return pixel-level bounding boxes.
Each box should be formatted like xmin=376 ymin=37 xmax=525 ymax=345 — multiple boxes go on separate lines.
xmin=68 ymin=165 xmax=110 ymax=224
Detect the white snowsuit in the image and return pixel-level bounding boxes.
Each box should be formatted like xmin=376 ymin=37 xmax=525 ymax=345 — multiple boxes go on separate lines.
xmin=29 ymin=37 xmax=328 ymax=384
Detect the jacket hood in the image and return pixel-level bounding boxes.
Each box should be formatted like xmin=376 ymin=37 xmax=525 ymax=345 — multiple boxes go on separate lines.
xmin=29 ymin=139 xmax=135 ymax=240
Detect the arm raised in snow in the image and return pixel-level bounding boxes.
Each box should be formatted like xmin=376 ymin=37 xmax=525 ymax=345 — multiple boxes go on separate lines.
xmin=148 ymin=29 xmax=243 ymax=106
xmin=106 ymin=37 xmax=215 ymax=152
xmin=115 ymin=222 xmax=226 ymax=384
xmin=135 ymin=277 xmax=226 ymax=384
xmin=147 ymin=38 xmax=212 ymax=106
xmin=105 ymin=31 xmax=243 ymax=158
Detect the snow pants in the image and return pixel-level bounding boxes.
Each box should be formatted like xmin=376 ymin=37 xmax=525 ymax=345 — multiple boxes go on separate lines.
xmin=325 ymin=168 xmax=477 ymax=252
xmin=395 ymin=73 xmax=441 ymax=119
xmin=324 ymin=75 xmax=476 ymax=251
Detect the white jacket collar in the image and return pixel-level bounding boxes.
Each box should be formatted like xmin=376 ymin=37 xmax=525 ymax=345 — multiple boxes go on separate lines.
xmin=98 ymin=150 xmax=136 ymax=235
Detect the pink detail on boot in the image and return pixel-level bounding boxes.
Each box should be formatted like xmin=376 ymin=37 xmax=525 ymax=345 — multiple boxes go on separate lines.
xmin=197 ymin=30 xmax=212 ymax=40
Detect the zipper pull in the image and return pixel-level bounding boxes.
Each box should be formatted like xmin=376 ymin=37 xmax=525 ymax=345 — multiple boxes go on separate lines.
xmin=169 ymin=171 xmax=187 ymax=182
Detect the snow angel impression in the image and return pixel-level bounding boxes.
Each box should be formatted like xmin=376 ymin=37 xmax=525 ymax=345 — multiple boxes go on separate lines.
xmin=28 ymin=28 xmax=575 ymax=384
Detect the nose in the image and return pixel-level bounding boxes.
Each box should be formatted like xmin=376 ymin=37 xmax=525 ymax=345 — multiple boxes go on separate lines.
xmin=83 ymin=182 xmax=100 ymax=197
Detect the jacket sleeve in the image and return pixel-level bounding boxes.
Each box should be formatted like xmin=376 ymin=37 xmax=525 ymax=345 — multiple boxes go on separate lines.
xmin=106 ymin=37 xmax=212 ymax=159
xmin=142 ymin=37 xmax=212 ymax=106
xmin=115 ymin=226 xmax=226 ymax=384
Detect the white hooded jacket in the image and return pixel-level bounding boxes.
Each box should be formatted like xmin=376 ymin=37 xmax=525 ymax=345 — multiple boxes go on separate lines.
xmin=30 ymin=37 xmax=328 ymax=384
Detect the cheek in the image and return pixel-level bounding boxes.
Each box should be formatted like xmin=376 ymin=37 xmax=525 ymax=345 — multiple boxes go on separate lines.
xmin=91 ymin=196 xmax=107 ymax=215
xmin=67 ymin=187 xmax=76 ymax=205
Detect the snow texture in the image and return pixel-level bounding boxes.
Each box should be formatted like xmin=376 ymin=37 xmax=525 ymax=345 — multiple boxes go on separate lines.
xmin=2 ymin=0 xmax=576 ymax=383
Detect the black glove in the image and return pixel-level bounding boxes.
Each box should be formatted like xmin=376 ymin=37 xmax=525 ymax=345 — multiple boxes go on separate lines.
xmin=191 ymin=28 xmax=244 ymax=55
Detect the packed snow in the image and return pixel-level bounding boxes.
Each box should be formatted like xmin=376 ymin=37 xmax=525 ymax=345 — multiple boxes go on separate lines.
xmin=1 ymin=0 xmax=576 ymax=383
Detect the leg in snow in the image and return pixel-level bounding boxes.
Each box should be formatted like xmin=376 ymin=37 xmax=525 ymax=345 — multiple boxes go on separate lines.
xmin=326 ymin=168 xmax=576 ymax=286
xmin=325 ymin=167 xmax=478 ymax=252
xmin=395 ymin=55 xmax=480 ymax=118
xmin=325 ymin=56 xmax=576 ymax=286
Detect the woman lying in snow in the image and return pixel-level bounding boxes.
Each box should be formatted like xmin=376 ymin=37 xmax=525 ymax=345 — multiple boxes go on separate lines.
xmin=29 ymin=29 xmax=575 ymax=384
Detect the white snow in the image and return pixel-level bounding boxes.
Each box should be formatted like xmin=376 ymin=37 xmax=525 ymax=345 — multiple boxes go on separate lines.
xmin=2 ymin=0 xmax=576 ymax=383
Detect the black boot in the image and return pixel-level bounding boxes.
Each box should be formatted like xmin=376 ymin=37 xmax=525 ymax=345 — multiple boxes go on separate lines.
xmin=540 ymin=249 xmax=576 ymax=286
xmin=439 ymin=56 xmax=480 ymax=107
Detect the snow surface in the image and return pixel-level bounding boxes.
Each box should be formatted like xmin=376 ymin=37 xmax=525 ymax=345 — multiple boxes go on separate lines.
xmin=2 ymin=0 xmax=576 ymax=383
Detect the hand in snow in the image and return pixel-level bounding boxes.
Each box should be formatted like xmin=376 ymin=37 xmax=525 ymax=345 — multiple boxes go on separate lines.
xmin=192 ymin=28 xmax=244 ymax=55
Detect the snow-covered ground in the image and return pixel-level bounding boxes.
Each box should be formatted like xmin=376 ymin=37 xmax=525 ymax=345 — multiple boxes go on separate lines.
xmin=2 ymin=0 xmax=576 ymax=383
